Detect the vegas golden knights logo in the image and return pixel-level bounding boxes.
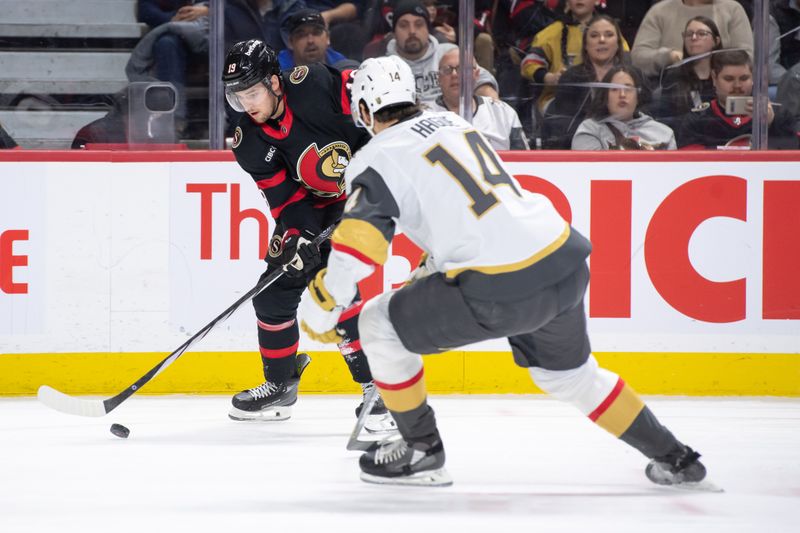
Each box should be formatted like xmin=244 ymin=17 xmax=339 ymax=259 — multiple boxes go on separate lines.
xmin=296 ymin=141 xmax=351 ymax=197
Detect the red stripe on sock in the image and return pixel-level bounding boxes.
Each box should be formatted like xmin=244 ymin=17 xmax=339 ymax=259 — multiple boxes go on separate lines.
xmin=257 ymin=318 xmax=295 ymax=331
xmin=338 ymin=339 xmax=362 ymax=355
xmin=374 ymin=367 xmax=424 ymax=391
xmin=588 ymin=377 xmax=625 ymax=421
xmin=259 ymin=342 xmax=298 ymax=359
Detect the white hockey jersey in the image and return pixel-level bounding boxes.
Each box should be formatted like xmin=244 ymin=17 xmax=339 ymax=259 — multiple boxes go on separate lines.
xmin=330 ymin=110 xmax=568 ymax=286
xmin=427 ymin=96 xmax=529 ymax=151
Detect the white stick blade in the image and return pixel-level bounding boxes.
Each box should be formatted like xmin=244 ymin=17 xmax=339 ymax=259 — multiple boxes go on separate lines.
xmin=37 ymin=385 xmax=107 ymax=417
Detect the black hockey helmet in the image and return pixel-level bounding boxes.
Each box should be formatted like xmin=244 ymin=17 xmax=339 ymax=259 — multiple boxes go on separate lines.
xmin=222 ymin=39 xmax=281 ymax=111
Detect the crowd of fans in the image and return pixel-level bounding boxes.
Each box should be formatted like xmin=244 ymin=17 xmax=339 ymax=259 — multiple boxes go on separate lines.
xmin=1 ymin=0 xmax=799 ymax=150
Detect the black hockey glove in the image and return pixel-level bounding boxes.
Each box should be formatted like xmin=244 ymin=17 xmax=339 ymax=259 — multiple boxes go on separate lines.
xmin=267 ymin=228 xmax=322 ymax=277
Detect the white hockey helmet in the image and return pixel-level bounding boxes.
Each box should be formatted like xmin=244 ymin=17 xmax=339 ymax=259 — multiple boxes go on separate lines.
xmin=350 ymin=56 xmax=416 ymax=136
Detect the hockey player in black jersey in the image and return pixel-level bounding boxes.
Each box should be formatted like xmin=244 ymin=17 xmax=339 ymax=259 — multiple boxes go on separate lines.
xmin=222 ymin=39 xmax=395 ymax=433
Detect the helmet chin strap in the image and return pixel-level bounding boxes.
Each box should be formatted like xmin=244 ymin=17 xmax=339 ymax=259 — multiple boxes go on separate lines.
xmin=266 ymin=76 xmax=285 ymax=120
xmin=355 ymin=101 xmax=377 ymax=137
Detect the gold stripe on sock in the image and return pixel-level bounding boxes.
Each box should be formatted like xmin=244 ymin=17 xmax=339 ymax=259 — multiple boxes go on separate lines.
xmin=593 ymin=383 xmax=646 ymax=437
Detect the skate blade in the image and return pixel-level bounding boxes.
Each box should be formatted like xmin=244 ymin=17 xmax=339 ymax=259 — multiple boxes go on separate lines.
xmin=349 ymin=432 xmax=403 ymax=452
xmin=360 ymin=468 xmax=453 ymax=487
xmin=228 ymin=405 xmax=293 ymax=421
xmin=364 ymin=413 xmax=399 ymax=434
xmin=664 ymin=479 xmax=725 ymax=493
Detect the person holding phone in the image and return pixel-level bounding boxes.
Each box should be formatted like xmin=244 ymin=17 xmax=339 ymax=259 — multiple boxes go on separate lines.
xmin=676 ymin=49 xmax=798 ymax=149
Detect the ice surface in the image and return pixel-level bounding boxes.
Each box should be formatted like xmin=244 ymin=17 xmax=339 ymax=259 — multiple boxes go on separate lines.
xmin=1 ymin=395 xmax=798 ymax=532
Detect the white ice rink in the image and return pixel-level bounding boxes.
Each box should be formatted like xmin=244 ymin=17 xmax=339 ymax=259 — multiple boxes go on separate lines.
xmin=1 ymin=395 xmax=798 ymax=533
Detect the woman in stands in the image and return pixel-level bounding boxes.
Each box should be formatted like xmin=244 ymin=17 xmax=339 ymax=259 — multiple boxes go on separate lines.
xmin=545 ymin=14 xmax=627 ymax=148
xmin=572 ymin=64 xmax=676 ymax=150
xmin=653 ymin=16 xmax=722 ymax=127
xmin=521 ymin=0 xmax=629 ymax=113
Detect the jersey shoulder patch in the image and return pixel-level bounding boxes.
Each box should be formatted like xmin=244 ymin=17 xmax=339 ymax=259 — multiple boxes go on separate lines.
xmin=289 ymin=65 xmax=309 ymax=84
xmin=232 ymin=126 xmax=243 ymax=148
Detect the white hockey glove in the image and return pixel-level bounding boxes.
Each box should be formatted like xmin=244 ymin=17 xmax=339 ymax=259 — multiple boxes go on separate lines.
xmin=300 ymin=268 xmax=344 ymax=344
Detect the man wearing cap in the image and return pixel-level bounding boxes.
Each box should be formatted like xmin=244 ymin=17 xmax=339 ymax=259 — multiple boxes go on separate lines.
xmin=278 ymin=8 xmax=358 ymax=69
xmin=385 ymin=0 xmax=498 ymax=105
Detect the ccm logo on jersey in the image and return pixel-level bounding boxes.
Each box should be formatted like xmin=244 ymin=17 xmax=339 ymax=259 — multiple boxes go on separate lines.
xmin=296 ymin=141 xmax=351 ymax=197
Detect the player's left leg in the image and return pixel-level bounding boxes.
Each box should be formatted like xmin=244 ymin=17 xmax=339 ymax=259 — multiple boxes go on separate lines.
xmin=509 ymin=265 xmax=709 ymax=488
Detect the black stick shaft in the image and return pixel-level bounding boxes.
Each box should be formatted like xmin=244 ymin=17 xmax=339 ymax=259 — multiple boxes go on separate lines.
xmin=100 ymin=224 xmax=336 ymax=414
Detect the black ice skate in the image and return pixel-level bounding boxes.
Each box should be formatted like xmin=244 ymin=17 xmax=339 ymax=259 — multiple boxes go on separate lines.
xmin=359 ymin=438 xmax=452 ymax=487
xmin=355 ymin=382 xmax=398 ymax=434
xmin=646 ymin=445 xmax=720 ymax=491
xmin=228 ymin=353 xmax=311 ymax=421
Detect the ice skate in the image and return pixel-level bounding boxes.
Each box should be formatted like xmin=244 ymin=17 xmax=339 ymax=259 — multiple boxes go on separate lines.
xmin=355 ymin=382 xmax=399 ymax=434
xmin=646 ymin=445 xmax=722 ymax=492
xmin=228 ymin=353 xmax=311 ymax=421
xmin=359 ymin=438 xmax=452 ymax=487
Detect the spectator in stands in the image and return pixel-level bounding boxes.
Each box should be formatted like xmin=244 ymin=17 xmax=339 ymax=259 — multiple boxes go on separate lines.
xmin=572 ymin=64 xmax=676 ymax=150
xmin=423 ymin=0 xmax=456 ymax=43
xmin=71 ymin=90 xmax=129 ymax=149
xmin=772 ymin=0 xmax=800 ymax=71
xmin=278 ymin=9 xmax=358 ymax=69
xmin=631 ymin=0 xmax=752 ymax=79
xmin=306 ymin=0 xmax=370 ymax=61
xmin=491 ymin=0 xmax=558 ymax=102
xmin=429 ymin=47 xmax=530 ymax=150
xmin=677 ymin=49 xmax=799 ymax=148
xmin=521 ymin=0 xmax=629 ymax=113
xmin=130 ymin=0 xmax=209 ymax=136
xmin=545 ymin=14 xmax=627 ymax=148
xmin=731 ymin=1 xmax=787 ymax=89
xmin=385 ymin=0 xmax=499 ymax=105
xmin=654 ymin=16 xmax=722 ymax=124
xmin=224 ymin=0 xmax=309 ymax=53
xmin=0 ymin=122 xmax=19 ymax=149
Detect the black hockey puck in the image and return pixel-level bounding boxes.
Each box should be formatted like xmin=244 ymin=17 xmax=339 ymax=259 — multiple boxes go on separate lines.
xmin=110 ymin=423 xmax=130 ymax=439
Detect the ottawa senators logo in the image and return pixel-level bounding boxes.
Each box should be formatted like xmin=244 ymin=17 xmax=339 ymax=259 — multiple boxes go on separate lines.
xmin=296 ymin=142 xmax=351 ymax=197
xmin=289 ymin=66 xmax=309 ymax=84
xmin=232 ymin=126 xmax=243 ymax=148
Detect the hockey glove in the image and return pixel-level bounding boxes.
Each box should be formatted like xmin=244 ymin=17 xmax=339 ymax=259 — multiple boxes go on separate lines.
xmin=300 ymin=268 xmax=343 ymax=343
xmin=404 ymin=253 xmax=433 ymax=286
xmin=267 ymin=228 xmax=322 ymax=277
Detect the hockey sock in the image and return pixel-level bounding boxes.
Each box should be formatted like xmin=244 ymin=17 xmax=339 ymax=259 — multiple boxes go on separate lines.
xmin=588 ymin=377 xmax=680 ymax=458
xmin=336 ymin=300 xmax=373 ymax=383
xmin=256 ymin=317 xmax=299 ymax=382
xmin=373 ymin=368 xmax=438 ymax=443
xmin=530 ymin=355 xmax=681 ymax=459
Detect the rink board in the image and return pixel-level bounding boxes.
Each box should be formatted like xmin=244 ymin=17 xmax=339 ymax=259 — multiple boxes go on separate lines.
xmin=1 ymin=150 xmax=799 ymax=396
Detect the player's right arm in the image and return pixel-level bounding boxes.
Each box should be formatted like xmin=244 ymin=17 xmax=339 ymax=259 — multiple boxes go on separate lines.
xmin=299 ymin=164 xmax=401 ymax=342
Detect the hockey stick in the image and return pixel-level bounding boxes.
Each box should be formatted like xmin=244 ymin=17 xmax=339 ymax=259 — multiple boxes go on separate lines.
xmin=38 ymin=224 xmax=337 ymax=418
xmin=346 ymin=384 xmax=380 ymax=451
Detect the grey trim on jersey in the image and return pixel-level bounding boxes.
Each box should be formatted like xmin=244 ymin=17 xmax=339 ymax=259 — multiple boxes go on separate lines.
xmin=344 ymin=166 xmax=400 ymax=242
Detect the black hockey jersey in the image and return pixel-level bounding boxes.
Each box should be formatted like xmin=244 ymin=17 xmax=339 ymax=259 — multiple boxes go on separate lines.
xmin=232 ymin=63 xmax=370 ymax=232
xmin=677 ymin=99 xmax=799 ymax=150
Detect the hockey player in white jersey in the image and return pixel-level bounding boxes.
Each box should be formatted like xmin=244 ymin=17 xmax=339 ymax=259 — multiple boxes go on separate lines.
xmin=299 ymin=56 xmax=710 ymax=488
